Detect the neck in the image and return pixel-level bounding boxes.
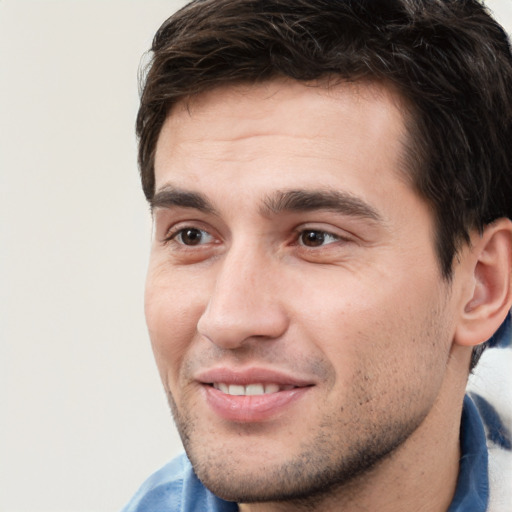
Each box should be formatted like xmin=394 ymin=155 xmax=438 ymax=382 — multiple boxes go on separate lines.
xmin=239 ymin=346 xmax=470 ymax=512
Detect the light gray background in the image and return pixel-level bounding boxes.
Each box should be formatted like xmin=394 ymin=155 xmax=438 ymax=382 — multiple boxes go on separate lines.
xmin=1 ymin=2 xmax=511 ymax=511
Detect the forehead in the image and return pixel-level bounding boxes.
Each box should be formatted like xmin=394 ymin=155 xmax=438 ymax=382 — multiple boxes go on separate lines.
xmin=159 ymin=78 xmax=406 ymax=146
xmin=153 ymin=78 xmax=411 ymax=206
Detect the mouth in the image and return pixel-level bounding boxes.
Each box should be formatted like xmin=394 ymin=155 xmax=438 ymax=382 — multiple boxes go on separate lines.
xmin=196 ymin=368 xmax=314 ymax=422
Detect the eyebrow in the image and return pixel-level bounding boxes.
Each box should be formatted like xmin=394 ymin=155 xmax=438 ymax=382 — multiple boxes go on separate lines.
xmin=150 ymin=186 xmax=382 ymax=222
xmin=150 ymin=187 xmax=217 ymax=214
xmin=261 ymin=189 xmax=382 ymax=221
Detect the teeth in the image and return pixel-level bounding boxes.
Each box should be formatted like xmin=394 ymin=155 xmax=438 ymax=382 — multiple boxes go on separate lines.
xmin=217 ymin=383 xmax=229 ymax=394
xmin=213 ymin=383 xmax=285 ymax=396
xmin=245 ymin=384 xmax=265 ymax=396
xmin=228 ymin=384 xmax=245 ymax=396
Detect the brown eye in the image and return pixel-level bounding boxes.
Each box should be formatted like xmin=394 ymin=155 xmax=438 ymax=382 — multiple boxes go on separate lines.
xmin=300 ymin=230 xmax=325 ymax=247
xmin=175 ymin=228 xmax=212 ymax=246
xmin=299 ymin=230 xmax=339 ymax=247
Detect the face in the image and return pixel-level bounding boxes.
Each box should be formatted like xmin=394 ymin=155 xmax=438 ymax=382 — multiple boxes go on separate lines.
xmin=146 ymin=79 xmax=459 ymax=503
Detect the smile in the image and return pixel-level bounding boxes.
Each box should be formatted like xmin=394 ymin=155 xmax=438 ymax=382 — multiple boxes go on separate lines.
xmin=194 ymin=367 xmax=315 ymax=422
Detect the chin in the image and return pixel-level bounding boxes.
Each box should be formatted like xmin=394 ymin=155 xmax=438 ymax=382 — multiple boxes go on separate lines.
xmin=185 ymin=418 xmax=417 ymax=504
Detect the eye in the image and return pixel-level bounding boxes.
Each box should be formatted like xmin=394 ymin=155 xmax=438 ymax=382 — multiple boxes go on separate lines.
xmin=298 ymin=229 xmax=339 ymax=247
xmin=172 ymin=227 xmax=214 ymax=246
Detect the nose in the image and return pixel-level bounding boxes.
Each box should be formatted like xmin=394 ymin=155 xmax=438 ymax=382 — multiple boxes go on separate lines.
xmin=197 ymin=245 xmax=289 ymax=349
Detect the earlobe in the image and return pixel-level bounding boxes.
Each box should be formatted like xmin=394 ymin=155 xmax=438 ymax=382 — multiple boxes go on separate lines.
xmin=454 ymin=218 xmax=512 ymax=348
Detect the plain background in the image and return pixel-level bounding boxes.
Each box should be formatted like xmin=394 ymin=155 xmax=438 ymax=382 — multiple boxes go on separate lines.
xmin=1 ymin=2 xmax=511 ymax=511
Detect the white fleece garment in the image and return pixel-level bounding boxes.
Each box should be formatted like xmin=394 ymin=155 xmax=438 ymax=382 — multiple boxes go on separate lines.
xmin=467 ymin=346 xmax=512 ymax=512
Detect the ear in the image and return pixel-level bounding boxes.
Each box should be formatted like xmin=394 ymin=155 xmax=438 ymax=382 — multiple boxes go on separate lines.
xmin=454 ymin=218 xmax=512 ymax=347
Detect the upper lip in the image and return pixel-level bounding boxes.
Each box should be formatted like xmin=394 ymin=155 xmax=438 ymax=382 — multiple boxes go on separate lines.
xmin=195 ymin=366 xmax=315 ymax=387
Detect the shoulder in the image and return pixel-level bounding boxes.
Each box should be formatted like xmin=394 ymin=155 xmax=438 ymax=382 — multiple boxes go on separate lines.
xmin=121 ymin=455 xmax=189 ymax=512
xmin=121 ymin=453 xmax=238 ymax=512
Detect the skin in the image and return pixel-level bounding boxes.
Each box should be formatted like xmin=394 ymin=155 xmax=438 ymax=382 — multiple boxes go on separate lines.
xmin=145 ymin=79 xmax=484 ymax=511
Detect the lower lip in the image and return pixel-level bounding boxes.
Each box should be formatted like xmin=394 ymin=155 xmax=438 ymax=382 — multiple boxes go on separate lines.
xmin=202 ymin=385 xmax=311 ymax=423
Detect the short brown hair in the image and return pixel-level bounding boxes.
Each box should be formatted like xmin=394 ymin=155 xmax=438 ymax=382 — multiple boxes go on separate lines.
xmin=137 ymin=0 xmax=512 ymax=366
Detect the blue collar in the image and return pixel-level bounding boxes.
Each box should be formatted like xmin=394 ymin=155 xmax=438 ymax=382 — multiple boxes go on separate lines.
xmin=448 ymin=395 xmax=489 ymax=511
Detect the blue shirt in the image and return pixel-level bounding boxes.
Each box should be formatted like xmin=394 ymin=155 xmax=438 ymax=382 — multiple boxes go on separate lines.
xmin=447 ymin=395 xmax=489 ymax=511
xmin=122 ymin=454 xmax=236 ymax=512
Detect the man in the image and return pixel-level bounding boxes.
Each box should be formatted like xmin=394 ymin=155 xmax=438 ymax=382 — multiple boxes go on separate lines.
xmin=123 ymin=1 xmax=512 ymax=510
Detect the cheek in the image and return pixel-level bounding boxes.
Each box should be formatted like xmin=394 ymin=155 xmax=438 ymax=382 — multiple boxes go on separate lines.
xmin=292 ymin=266 xmax=451 ymax=392
xmin=144 ymin=265 xmax=207 ymax=389
xmin=349 ymin=291 xmax=453 ymax=409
